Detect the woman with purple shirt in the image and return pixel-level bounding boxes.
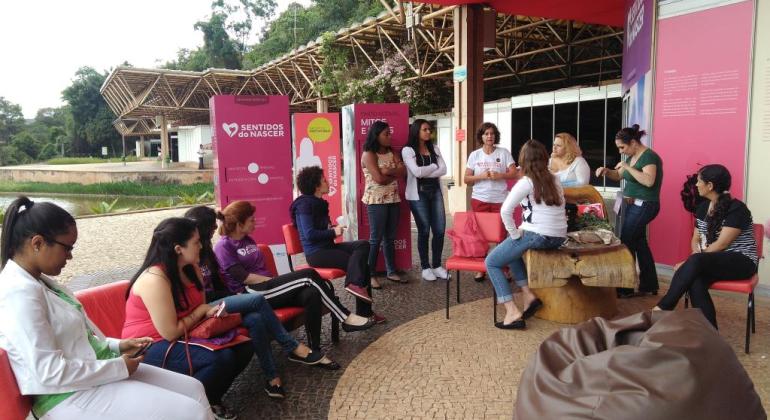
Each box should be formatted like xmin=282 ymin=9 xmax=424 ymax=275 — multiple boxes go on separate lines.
xmin=185 ymin=206 xmax=324 ymax=399
xmin=213 ymin=201 xmax=374 ymax=354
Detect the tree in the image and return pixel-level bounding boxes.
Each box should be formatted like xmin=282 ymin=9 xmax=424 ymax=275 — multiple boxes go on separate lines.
xmin=0 ymin=97 xmax=24 ymax=145
xmin=61 ymin=67 xmax=119 ymax=155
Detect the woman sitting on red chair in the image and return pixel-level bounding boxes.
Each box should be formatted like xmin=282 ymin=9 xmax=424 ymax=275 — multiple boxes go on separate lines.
xmin=213 ymin=201 xmax=374 ymax=356
xmin=655 ymin=164 xmax=759 ymax=328
xmin=290 ymin=166 xmax=385 ymax=324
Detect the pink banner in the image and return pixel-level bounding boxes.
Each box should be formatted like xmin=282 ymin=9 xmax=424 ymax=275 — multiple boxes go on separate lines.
xmin=650 ymin=1 xmax=754 ymax=264
xmin=210 ymin=95 xmax=292 ymax=245
xmin=353 ymin=103 xmax=412 ymax=272
xmin=292 ymin=113 xmax=342 ymax=223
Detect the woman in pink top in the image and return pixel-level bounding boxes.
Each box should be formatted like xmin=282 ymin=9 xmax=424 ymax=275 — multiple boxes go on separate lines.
xmin=122 ymin=217 xmax=252 ymax=420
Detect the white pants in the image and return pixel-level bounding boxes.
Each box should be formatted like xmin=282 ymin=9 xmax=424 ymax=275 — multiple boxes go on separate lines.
xmin=42 ymin=363 xmax=214 ymax=420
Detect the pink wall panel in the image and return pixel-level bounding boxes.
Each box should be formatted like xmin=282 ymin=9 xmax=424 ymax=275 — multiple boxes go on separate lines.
xmin=649 ymin=1 xmax=754 ymax=264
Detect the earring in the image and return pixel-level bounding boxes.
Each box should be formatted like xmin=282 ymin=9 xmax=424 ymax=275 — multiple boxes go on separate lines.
xmin=35 ymin=248 xmax=40 ymax=253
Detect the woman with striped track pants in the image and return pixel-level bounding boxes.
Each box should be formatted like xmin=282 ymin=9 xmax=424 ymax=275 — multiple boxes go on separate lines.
xmin=213 ymin=201 xmax=375 ymax=362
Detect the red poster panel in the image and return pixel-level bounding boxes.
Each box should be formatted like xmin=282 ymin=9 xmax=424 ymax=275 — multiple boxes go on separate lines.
xmin=210 ymin=95 xmax=292 ymax=246
xmin=649 ymin=1 xmax=754 ymax=264
xmin=292 ymin=113 xmax=342 ymax=222
xmin=353 ymin=103 xmax=412 ymax=272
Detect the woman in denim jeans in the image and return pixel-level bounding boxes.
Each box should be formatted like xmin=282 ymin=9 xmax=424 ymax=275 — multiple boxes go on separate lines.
xmin=361 ymin=121 xmax=406 ymax=288
xmin=485 ymin=140 xmax=567 ymax=330
xmin=596 ymin=124 xmax=663 ymax=298
xmin=402 ymin=119 xmax=448 ymax=281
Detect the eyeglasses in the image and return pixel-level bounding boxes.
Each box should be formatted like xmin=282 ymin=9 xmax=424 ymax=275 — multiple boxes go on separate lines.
xmin=49 ymin=239 xmax=75 ymax=253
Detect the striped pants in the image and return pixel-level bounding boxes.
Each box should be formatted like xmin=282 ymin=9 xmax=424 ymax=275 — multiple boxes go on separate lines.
xmin=247 ymin=268 xmax=350 ymax=349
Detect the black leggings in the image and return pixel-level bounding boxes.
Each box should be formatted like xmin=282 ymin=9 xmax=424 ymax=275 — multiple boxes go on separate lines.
xmin=306 ymin=240 xmax=373 ymax=317
xmin=247 ymin=268 xmax=350 ymax=350
xmin=657 ymin=251 xmax=757 ymax=328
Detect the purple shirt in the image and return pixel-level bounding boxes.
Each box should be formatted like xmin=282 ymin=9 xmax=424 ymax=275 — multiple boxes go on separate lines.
xmin=213 ymin=235 xmax=271 ymax=293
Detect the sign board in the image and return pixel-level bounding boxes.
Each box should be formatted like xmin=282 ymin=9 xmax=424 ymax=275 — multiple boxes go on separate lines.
xmin=453 ymin=66 xmax=468 ymax=83
xmin=292 ymin=113 xmax=342 ymax=222
xmin=101 ymin=147 xmax=108 ymax=156
xmin=341 ymin=103 xmax=412 ymax=272
xmin=209 ymin=95 xmax=293 ymax=272
xmin=455 ymin=128 xmax=466 ymax=142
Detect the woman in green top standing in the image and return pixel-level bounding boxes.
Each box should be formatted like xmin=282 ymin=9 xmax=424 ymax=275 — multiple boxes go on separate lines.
xmin=596 ymin=124 xmax=663 ymax=298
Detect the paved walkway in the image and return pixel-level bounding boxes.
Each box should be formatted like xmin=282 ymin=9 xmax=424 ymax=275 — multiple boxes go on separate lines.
xmin=41 ymin=209 xmax=770 ymax=418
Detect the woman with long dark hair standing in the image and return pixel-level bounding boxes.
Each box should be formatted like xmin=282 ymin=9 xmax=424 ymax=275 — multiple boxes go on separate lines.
xmin=0 ymin=198 xmax=212 ymax=420
xmin=464 ymin=122 xmax=517 ymax=281
xmin=402 ymin=119 xmax=448 ymax=281
xmin=362 ymin=120 xmax=407 ymax=287
xmin=654 ymin=165 xmax=758 ymax=328
xmin=485 ymin=140 xmax=567 ymax=330
xmin=122 ymin=217 xmax=250 ymax=419
xmin=596 ymin=124 xmax=663 ymax=298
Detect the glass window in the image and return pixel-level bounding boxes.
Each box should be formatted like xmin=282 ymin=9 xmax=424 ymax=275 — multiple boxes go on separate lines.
xmin=532 ymin=105 xmax=554 ymax=151
xmin=511 ymin=107 xmax=531 ymax=163
xmin=578 ymin=99 xmax=606 ymax=187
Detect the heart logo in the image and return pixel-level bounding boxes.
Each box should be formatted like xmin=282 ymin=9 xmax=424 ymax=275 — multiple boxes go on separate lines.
xmin=222 ymin=123 xmax=238 ymax=138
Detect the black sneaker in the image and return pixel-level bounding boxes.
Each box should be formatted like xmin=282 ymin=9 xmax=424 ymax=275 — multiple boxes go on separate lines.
xmin=264 ymin=381 xmax=286 ymax=399
xmin=212 ymin=404 xmax=238 ymax=419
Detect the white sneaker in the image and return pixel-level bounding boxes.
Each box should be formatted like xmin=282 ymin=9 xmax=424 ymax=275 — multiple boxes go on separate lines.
xmin=432 ymin=267 xmax=448 ymax=279
xmin=421 ymin=268 xmax=437 ymax=281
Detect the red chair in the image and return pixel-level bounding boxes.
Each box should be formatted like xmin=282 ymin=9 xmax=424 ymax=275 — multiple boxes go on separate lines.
xmin=258 ymin=243 xmax=339 ymax=342
xmin=685 ymin=223 xmax=764 ymax=353
xmin=0 ymin=348 xmax=30 ymax=420
xmin=445 ymin=212 xmax=508 ymax=319
xmin=282 ymin=223 xmax=346 ymax=281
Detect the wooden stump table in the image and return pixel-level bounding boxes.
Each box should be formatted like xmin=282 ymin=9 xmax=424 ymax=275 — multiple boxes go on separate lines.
xmin=524 ymin=243 xmax=638 ymax=324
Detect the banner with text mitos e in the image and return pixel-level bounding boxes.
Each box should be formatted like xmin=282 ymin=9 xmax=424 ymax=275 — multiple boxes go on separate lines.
xmin=210 ymin=95 xmax=293 ymax=273
xmin=341 ymin=103 xmax=412 ymax=272
xmin=292 ymin=113 xmax=342 ymax=223
xmin=649 ymin=0 xmax=754 ymax=265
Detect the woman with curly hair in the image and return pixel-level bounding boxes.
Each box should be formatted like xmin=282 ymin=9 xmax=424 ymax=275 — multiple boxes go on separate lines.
xmin=549 ymin=132 xmax=590 ymax=187
xmin=654 ymin=164 xmax=758 ymax=328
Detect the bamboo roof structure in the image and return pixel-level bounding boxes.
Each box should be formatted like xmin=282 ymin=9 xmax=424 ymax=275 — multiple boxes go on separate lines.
xmin=102 ymin=3 xmax=623 ymax=135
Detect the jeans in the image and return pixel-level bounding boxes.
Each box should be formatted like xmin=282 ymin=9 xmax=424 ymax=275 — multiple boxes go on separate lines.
xmin=620 ymin=200 xmax=660 ymax=293
xmin=143 ymin=338 xmax=252 ymax=405
xmin=306 ymin=240 xmax=373 ymax=316
xmin=408 ymin=188 xmax=446 ymax=269
xmin=656 ymin=251 xmax=757 ymax=328
xmin=366 ymin=203 xmax=400 ymax=275
xmin=485 ymin=231 xmax=565 ymax=303
xmin=210 ymin=293 xmax=299 ymax=381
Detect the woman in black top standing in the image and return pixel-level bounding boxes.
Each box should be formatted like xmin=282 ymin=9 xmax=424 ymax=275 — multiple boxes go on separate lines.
xmin=654 ymin=164 xmax=758 ymax=328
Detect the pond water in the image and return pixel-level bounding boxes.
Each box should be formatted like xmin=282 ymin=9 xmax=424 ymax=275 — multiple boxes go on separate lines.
xmin=0 ymin=193 xmax=178 ymax=217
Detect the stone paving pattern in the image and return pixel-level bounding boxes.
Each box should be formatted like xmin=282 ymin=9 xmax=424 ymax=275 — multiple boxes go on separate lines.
xmin=23 ymin=207 xmax=769 ymax=419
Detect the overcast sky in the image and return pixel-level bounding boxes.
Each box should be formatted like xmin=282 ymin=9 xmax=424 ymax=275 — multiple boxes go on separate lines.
xmin=0 ymin=0 xmax=310 ymax=118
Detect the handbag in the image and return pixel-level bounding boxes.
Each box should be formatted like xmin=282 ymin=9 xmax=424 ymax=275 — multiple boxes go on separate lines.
xmin=446 ymin=212 xmax=489 ymax=258
xmin=161 ymin=313 xmax=243 ymax=376
xmin=189 ymin=313 xmax=242 ymax=339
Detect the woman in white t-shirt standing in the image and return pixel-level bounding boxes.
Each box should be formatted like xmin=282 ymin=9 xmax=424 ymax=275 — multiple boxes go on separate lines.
xmin=485 ymin=140 xmax=567 ymax=330
xmin=464 ymin=122 xmax=517 ymax=281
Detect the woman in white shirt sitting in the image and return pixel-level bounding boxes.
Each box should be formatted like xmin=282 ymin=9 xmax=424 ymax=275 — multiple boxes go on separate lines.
xmin=549 ymin=132 xmax=590 ymax=187
xmin=485 ymin=140 xmax=568 ymax=330
xmin=0 ymin=196 xmax=212 ymax=420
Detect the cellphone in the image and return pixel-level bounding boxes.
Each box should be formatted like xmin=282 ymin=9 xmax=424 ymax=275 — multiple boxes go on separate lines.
xmin=131 ymin=342 xmax=152 ymax=358
xmin=214 ymin=301 xmax=226 ymax=318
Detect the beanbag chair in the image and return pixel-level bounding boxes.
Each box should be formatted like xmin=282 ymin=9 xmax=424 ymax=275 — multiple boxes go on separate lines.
xmin=515 ymin=309 xmax=765 ymax=419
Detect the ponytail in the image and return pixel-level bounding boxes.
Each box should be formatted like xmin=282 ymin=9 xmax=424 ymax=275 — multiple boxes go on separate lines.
xmin=1 ymin=196 xmax=75 ymax=268
xmin=680 ymin=173 xmax=701 ymax=214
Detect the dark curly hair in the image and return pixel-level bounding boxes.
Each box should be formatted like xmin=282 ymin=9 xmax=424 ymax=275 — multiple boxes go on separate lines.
xmin=699 ymin=164 xmax=733 ymax=245
xmin=680 ymin=172 xmax=703 ymax=215
xmin=475 ymin=122 xmax=500 ymax=146
xmin=296 ymin=166 xmax=325 ymax=195
xmin=363 ymin=121 xmax=391 ymax=153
